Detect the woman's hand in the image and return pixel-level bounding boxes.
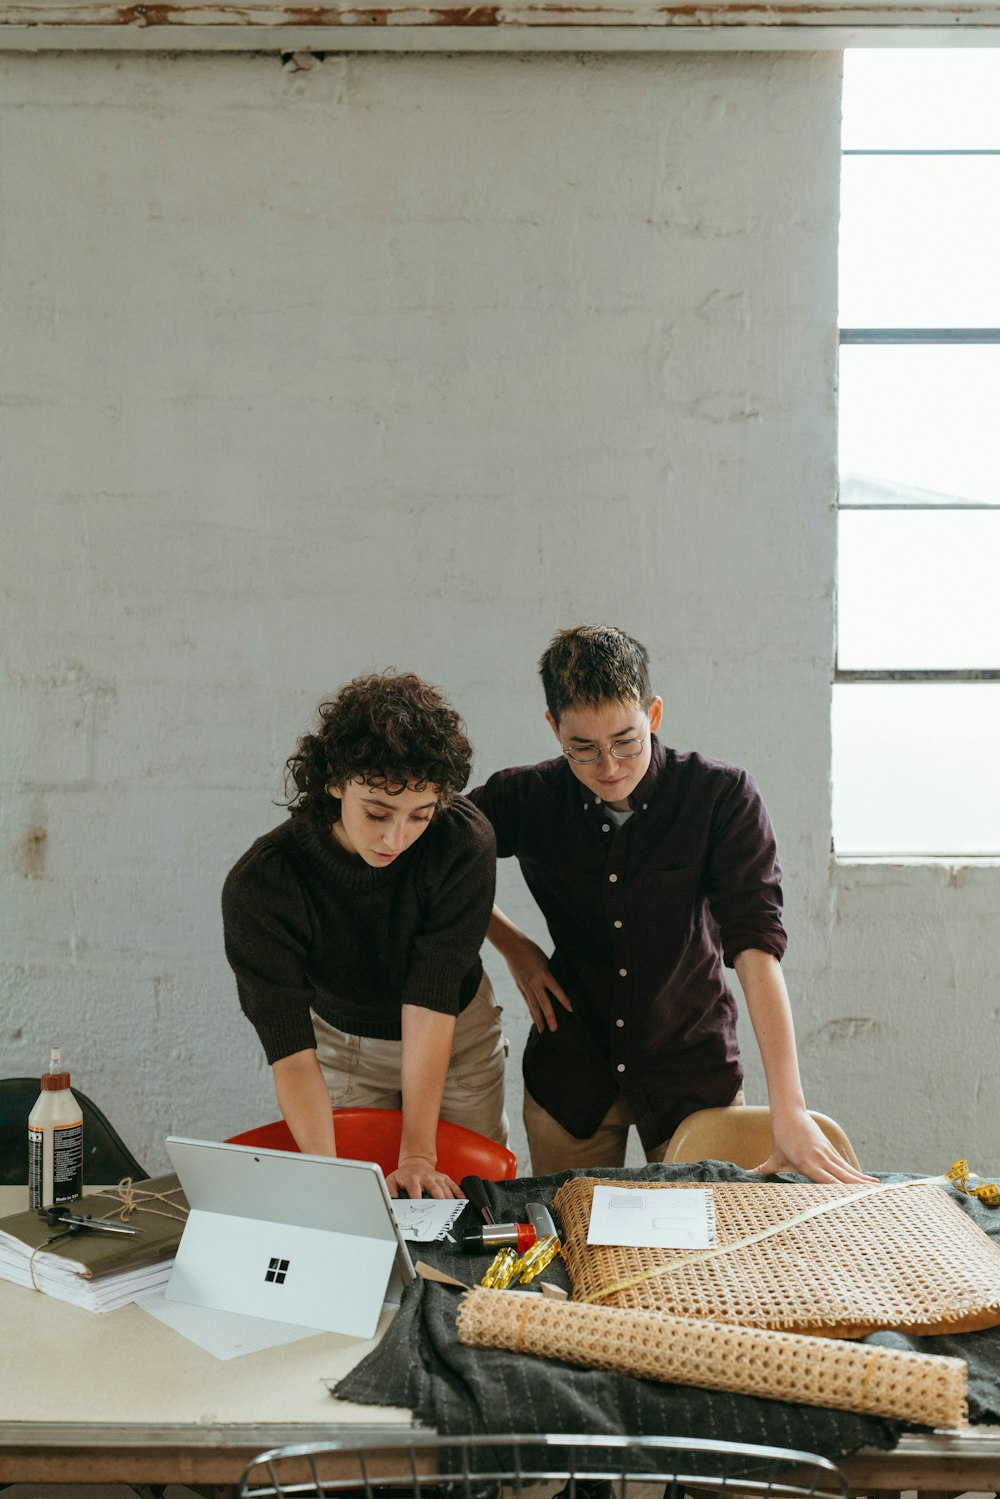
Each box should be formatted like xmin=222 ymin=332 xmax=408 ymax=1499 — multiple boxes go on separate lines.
xmin=385 ymin=1154 xmax=462 ymax=1200
xmin=270 ymin=1049 xmax=337 ymax=1156
xmin=502 ymin=932 xmax=573 ymax=1033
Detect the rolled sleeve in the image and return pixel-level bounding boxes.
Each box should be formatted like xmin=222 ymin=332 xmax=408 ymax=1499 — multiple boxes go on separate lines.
xmin=705 ymin=771 xmax=787 ymax=968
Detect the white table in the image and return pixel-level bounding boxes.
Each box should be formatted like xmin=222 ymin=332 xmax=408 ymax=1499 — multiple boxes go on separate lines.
xmin=0 ymin=1183 xmax=415 ymax=1487
xmin=1 ymin=1186 xmax=999 ymax=1494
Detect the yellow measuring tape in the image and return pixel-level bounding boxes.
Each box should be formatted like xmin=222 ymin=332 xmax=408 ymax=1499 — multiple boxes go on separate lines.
xmin=946 ymin=1158 xmax=1000 ymax=1207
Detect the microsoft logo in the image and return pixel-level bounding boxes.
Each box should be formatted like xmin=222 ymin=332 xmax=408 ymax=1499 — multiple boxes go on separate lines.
xmin=265 ymin=1256 xmax=289 ymax=1284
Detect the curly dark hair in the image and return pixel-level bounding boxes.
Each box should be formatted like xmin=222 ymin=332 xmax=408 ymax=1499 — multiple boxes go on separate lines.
xmin=283 ymin=671 xmax=473 ymax=832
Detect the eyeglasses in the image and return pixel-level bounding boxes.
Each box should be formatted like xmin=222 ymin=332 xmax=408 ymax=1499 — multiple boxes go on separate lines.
xmin=561 ymin=733 xmax=647 ymax=766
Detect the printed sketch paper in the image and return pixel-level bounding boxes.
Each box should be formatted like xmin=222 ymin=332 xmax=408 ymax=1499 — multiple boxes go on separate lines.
xmin=586 ymin=1185 xmax=715 ymax=1249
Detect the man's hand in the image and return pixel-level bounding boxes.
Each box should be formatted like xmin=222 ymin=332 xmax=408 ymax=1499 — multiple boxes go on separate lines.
xmin=754 ymin=1108 xmax=876 ymax=1184
xmin=734 ymin=949 xmax=877 ymax=1186
xmin=485 ymin=906 xmax=573 ymax=1032
xmin=503 ymin=931 xmax=573 ymax=1033
xmin=385 ymin=1154 xmax=462 ymax=1200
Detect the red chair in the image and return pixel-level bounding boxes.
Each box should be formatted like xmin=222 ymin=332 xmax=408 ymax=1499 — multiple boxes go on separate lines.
xmin=226 ymin=1107 xmax=517 ymax=1181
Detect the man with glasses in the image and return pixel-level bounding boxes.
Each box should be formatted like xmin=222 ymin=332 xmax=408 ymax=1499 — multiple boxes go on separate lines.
xmin=469 ymin=625 xmax=867 ymax=1183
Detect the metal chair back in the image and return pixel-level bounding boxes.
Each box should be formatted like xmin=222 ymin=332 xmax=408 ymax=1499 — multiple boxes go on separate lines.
xmin=239 ymin=1432 xmax=849 ymax=1499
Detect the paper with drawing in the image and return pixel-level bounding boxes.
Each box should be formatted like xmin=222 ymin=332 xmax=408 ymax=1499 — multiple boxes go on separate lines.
xmin=586 ymin=1185 xmax=715 ymax=1249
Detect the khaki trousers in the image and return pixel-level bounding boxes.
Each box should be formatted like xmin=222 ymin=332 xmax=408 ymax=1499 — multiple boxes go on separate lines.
xmin=312 ymin=971 xmax=510 ymax=1147
xmin=523 ymin=1085 xmax=746 ymax=1176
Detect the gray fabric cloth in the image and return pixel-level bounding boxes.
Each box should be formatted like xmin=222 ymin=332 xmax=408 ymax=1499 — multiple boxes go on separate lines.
xmin=334 ymin=1164 xmax=1000 ymax=1464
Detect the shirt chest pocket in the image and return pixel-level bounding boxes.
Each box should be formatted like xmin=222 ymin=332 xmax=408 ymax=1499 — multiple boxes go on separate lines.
xmin=626 ymin=866 xmax=702 ymax=947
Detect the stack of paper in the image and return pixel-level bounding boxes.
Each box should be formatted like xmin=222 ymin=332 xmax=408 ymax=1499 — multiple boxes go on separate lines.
xmin=0 ymin=1174 xmax=189 ymax=1313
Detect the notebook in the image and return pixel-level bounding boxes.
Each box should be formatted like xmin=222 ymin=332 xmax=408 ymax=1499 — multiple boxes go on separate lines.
xmin=164 ymin=1136 xmax=415 ymax=1340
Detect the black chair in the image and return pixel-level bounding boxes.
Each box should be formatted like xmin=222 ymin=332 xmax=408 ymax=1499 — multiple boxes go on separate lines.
xmin=0 ymin=1076 xmax=149 ymax=1187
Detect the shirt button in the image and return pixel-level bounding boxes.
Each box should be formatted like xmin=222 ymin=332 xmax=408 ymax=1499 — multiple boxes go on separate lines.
xmin=616 ymin=1018 xmax=625 ymax=1028
xmin=619 ymin=968 xmax=628 ymax=977
xmin=595 ymin=796 xmax=602 ymax=804
xmin=583 ymin=803 xmax=589 ymax=810
xmin=642 ymin=803 xmax=648 ymax=811
xmin=608 ymin=873 xmax=618 ymax=883
xmin=616 ymin=1063 xmax=626 ymax=1073
xmin=602 ymin=823 xmax=610 ymax=833
xmin=614 ymin=919 xmax=623 ymax=929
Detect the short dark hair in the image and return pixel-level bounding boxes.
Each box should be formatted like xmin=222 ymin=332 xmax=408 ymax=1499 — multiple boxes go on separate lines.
xmin=283 ymin=671 xmax=473 ymax=832
xmin=539 ymin=625 xmax=653 ymax=723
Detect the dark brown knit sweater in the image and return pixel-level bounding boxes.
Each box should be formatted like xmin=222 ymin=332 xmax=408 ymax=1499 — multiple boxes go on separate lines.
xmin=222 ymin=798 xmax=496 ymax=1065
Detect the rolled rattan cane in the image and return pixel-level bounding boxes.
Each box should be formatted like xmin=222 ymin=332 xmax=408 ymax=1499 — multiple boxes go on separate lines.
xmin=456 ymin=1288 xmax=968 ymax=1428
xmin=552 ymin=1178 xmax=1000 ymax=1338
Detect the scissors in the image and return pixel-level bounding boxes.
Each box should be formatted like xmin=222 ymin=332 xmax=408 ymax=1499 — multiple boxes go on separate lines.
xmin=39 ymin=1206 xmax=144 ymax=1244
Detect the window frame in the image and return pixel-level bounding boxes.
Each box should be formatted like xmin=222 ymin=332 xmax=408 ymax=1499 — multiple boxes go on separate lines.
xmin=834 ymin=134 xmax=1000 ymax=856
xmin=837 ymin=319 xmax=1000 ymax=689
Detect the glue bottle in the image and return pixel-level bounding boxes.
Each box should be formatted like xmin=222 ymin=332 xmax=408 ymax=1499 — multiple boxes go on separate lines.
xmin=28 ymin=1048 xmax=84 ymax=1210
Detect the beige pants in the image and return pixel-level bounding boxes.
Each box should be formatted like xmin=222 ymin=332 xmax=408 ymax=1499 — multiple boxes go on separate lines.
xmin=312 ymin=971 xmax=509 ymax=1147
xmin=524 ymin=1085 xmax=746 ymax=1176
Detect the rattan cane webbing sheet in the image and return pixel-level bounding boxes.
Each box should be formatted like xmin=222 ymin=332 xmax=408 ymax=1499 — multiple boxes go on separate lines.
xmin=553 ymin=1177 xmax=1000 ymax=1337
xmin=456 ymin=1288 xmax=969 ymax=1428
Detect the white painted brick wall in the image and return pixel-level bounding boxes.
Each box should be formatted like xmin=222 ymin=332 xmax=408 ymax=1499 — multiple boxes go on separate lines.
xmin=2 ymin=49 xmax=996 ymax=1177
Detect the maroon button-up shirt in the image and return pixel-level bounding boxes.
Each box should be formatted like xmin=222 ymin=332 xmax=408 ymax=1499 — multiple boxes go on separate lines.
xmin=469 ymin=736 xmax=787 ymax=1149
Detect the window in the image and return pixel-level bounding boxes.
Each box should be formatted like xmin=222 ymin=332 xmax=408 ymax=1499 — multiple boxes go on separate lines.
xmin=833 ymin=50 xmax=1000 ymax=857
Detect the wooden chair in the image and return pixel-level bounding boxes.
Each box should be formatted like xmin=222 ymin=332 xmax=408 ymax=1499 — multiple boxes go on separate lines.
xmin=663 ymin=1105 xmax=861 ymax=1171
xmin=226 ymin=1106 xmax=517 ymax=1181
xmin=238 ymin=1431 xmax=849 ymax=1499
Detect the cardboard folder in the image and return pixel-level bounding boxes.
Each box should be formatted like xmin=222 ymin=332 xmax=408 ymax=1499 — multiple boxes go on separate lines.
xmin=0 ymin=1172 xmax=188 ymax=1279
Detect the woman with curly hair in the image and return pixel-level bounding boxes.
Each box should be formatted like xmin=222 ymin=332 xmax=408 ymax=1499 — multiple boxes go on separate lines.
xmin=222 ymin=671 xmax=507 ymax=1199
